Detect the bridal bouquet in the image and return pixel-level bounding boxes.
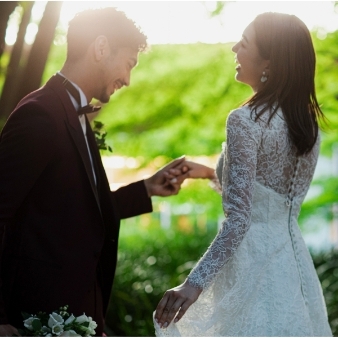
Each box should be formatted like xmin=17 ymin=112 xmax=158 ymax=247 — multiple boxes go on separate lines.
xmin=19 ymin=305 xmax=97 ymax=337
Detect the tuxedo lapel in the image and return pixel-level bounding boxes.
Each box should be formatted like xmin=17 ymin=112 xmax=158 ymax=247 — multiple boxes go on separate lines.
xmin=45 ymin=75 xmax=102 ymax=214
xmin=65 ymin=121 xmax=102 ymax=214
xmin=84 ymin=117 xmax=102 ymax=195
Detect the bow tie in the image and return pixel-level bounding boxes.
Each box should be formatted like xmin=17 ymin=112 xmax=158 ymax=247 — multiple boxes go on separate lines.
xmin=77 ymin=104 xmax=101 ymax=115
xmin=58 ymin=74 xmax=101 ymax=116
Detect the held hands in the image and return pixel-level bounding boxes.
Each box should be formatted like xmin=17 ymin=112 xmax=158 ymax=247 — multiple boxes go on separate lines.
xmin=154 ymin=280 xmax=202 ymax=328
xmin=143 ymin=156 xmax=187 ymax=197
xmin=143 ymin=157 xmax=216 ymax=197
xmin=168 ymin=160 xmax=216 ymax=182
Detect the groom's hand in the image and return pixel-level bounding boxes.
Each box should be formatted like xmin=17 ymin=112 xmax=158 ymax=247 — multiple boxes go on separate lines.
xmin=154 ymin=280 xmax=202 ymax=328
xmin=0 ymin=324 xmax=21 ymax=336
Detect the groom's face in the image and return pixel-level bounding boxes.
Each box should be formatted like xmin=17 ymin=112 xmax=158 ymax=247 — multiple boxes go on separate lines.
xmin=97 ymin=47 xmax=139 ymax=103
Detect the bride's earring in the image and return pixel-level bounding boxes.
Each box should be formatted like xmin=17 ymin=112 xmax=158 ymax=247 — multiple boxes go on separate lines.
xmin=261 ymin=71 xmax=268 ymax=83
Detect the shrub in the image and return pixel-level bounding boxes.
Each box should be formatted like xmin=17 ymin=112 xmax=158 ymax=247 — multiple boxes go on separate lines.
xmin=312 ymin=249 xmax=338 ymax=336
xmin=105 ymin=213 xmax=217 ymax=336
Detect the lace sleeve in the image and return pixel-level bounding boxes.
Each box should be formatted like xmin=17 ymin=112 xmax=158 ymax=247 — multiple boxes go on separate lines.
xmin=187 ymin=108 xmax=262 ymax=289
xmin=208 ymin=142 xmax=226 ymax=195
xmin=209 ymin=175 xmax=222 ymax=195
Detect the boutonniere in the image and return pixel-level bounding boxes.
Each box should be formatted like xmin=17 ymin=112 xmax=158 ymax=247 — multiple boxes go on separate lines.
xmin=19 ymin=305 xmax=97 ymax=337
xmin=92 ymin=120 xmax=113 ymax=152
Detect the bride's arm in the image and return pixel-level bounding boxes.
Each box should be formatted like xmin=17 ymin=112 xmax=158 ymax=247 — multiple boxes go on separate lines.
xmin=155 ymin=108 xmax=262 ymax=327
xmin=187 ymin=110 xmax=262 ymax=289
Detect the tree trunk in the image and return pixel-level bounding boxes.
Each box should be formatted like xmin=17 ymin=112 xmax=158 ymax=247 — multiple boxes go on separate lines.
xmin=16 ymin=1 xmax=63 ymax=105
xmin=0 ymin=1 xmax=18 ymax=64
xmin=0 ymin=1 xmax=34 ymax=119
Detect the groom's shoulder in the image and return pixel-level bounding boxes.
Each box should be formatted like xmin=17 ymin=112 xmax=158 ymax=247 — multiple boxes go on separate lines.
xmin=14 ymin=78 xmax=66 ymax=117
xmin=5 ymin=85 xmax=64 ymax=134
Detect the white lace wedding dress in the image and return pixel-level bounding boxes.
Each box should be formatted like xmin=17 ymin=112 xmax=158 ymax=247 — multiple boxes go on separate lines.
xmin=154 ymin=105 xmax=332 ymax=336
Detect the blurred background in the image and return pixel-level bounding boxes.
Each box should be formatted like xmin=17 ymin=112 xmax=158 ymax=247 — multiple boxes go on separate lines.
xmin=0 ymin=1 xmax=338 ymax=336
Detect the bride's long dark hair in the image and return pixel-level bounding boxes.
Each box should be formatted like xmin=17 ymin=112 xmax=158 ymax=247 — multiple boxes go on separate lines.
xmin=245 ymin=12 xmax=324 ymax=156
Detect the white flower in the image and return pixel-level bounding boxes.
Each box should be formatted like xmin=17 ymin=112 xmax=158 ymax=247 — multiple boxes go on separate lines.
xmin=65 ymin=314 xmax=76 ymax=325
xmin=60 ymin=330 xmax=81 ymax=337
xmin=75 ymin=313 xmax=89 ymax=324
xmin=52 ymin=323 xmax=64 ymax=336
xmin=42 ymin=326 xmax=52 ymax=335
xmin=86 ymin=317 xmax=97 ymax=336
xmin=23 ymin=316 xmax=36 ymax=330
xmin=48 ymin=312 xmax=64 ymax=328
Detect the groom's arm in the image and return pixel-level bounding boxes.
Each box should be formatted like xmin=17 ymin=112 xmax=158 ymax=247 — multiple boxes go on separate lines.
xmin=111 ymin=157 xmax=187 ymax=219
xmin=111 ymin=180 xmax=153 ymax=219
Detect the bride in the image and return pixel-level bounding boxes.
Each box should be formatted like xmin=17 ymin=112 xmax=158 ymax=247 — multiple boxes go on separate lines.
xmin=153 ymin=12 xmax=332 ymax=336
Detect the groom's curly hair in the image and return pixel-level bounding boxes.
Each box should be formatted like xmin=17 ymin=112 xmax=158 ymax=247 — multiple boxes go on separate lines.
xmin=66 ymin=7 xmax=148 ymax=63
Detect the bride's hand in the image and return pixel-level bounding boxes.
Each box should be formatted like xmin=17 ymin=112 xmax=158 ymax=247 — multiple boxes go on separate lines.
xmin=154 ymin=280 xmax=202 ymax=328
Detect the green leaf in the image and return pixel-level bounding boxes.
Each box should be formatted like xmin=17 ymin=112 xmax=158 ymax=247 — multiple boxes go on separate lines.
xmin=92 ymin=120 xmax=113 ymax=153
xmin=94 ymin=121 xmax=104 ymax=128
xmin=32 ymin=318 xmax=42 ymax=331
xmin=21 ymin=311 xmax=31 ymax=320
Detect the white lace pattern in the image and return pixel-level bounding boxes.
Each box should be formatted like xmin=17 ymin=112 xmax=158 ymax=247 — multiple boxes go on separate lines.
xmin=187 ymin=106 xmax=318 ymax=289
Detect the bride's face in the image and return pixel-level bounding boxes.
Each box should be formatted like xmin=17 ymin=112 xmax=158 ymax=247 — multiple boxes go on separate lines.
xmin=232 ymin=23 xmax=269 ymax=93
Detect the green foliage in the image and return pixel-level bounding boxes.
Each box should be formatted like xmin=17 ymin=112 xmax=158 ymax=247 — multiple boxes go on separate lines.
xmin=165 ymin=178 xmax=223 ymax=220
xmin=313 ymin=30 xmax=338 ymax=156
xmin=42 ymin=41 xmax=67 ymax=82
xmin=297 ymin=30 xmax=338 ymax=226
xmin=92 ymin=120 xmax=113 ymax=153
xmin=206 ymin=2 xmax=228 ymax=17
xmin=299 ymin=177 xmax=338 ymax=224
xmin=312 ymin=249 xmax=338 ymax=336
xmin=106 ymin=221 xmax=217 ymax=336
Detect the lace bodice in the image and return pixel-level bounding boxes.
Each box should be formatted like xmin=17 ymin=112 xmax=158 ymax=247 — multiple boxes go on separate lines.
xmin=187 ymin=105 xmax=319 ymax=289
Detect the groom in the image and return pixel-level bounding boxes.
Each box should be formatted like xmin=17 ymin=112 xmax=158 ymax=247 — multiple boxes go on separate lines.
xmin=0 ymin=7 xmax=187 ymax=336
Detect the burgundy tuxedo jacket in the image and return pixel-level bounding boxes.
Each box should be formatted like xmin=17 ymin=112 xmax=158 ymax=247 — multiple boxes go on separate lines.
xmin=0 ymin=74 xmax=152 ymax=332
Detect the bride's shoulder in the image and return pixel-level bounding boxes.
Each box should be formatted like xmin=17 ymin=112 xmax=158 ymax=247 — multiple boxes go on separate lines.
xmin=226 ymin=105 xmax=258 ymax=127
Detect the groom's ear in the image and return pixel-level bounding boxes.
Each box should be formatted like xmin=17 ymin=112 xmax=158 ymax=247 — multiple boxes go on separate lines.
xmin=94 ymin=35 xmax=109 ymax=62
